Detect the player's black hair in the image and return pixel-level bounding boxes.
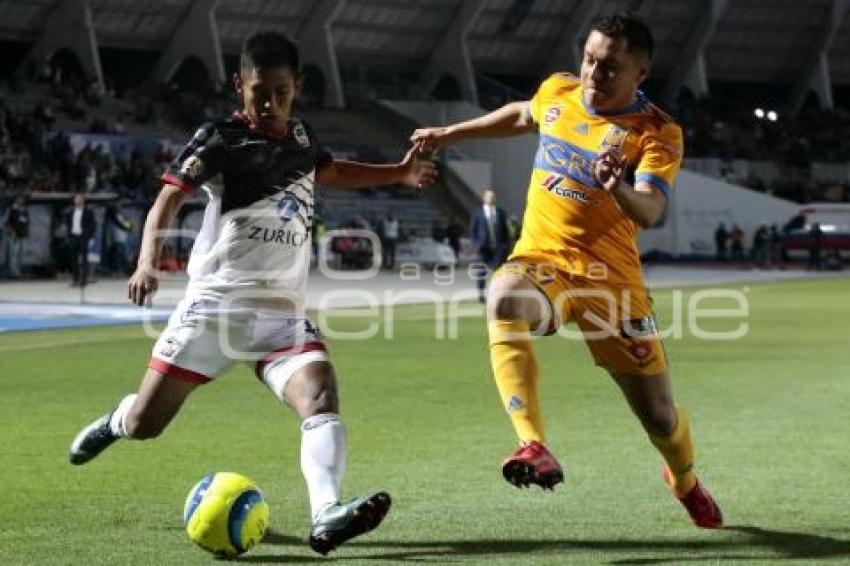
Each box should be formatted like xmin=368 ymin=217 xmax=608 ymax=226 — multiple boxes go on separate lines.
xmin=588 ymin=12 xmax=654 ymax=61
xmin=240 ymin=31 xmax=301 ymax=74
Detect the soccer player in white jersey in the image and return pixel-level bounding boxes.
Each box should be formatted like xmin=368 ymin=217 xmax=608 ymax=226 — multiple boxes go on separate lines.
xmin=69 ymin=31 xmax=437 ymax=555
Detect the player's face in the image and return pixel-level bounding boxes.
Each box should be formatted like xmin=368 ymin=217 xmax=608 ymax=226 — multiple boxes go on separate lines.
xmin=236 ymin=64 xmax=300 ymax=134
xmin=580 ymin=31 xmax=650 ymax=112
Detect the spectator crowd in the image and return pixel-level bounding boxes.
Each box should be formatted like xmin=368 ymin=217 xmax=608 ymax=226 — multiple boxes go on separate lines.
xmin=676 ymin=94 xmax=850 ymax=204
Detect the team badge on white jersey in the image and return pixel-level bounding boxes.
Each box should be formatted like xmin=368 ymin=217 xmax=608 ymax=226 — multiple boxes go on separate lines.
xmin=292 ymin=123 xmax=310 ymax=148
xmin=276 ymin=194 xmax=301 ymax=223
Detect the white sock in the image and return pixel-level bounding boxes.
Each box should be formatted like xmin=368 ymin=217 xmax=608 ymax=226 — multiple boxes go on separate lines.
xmin=108 ymin=394 xmax=138 ymax=438
xmin=300 ymin=413 xmax=347 ymax=520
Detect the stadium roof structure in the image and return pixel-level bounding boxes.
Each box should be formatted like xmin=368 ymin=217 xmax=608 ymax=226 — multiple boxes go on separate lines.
xmin=1 ymin=0 xmax=848 ymax=112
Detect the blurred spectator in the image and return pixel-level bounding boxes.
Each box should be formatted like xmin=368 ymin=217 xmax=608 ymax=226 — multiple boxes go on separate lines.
xmin=675 ymin=94 xmax=850 ymax=203
xmin=471 ymin=189 xmax=510 ymax=303
xmin=51 ymin=204 xmax=72 ymax=276
xmin=158 ymin=244 xmax=183 ymax=272
xmin=3 ymin=193 xmax=29 ymax=278
xmin=751 ymin=222 xmax=770 ymax=268
xmin=103 ymin=200 xmax=133 ymax=276
xmin=821 ymin=183 xmax=845 ymax=202
xmin=73 ymin=144 xmax=98 ymax=192
xmin=85 ymin=78 xmax=104 ymax=106
xmin=379 ymin=212 xmax=400 ymax=269
xmin=113 ymin=115 xmax=126 ymax=135
xmin=783 ymin=213 xmax=806 ymax=234
xmin=154 ymin=144 xmax=173 ymax=166
xmin=807 ymin=222 xmax=823 ymax=271
xmin=769 ymin=224 xmax=784 ymax=268
xmin=59 ymin=87 xmax=86 ymax=120
xmin=824 ymin=248 xmax=844 ymax=271
xmin=331 ymin=224 xmax=374 ymax=270
xmin=62 ymin=193 xmax=96 ymax=286
xmin=330 ymin=233 xmax=353 ymax=269
xmin=4 ymin=144 xmax=30 ymax=186
xmin=507 ymin=214 xmax=521 ymax=247
xmin=88 ymin=117 xmax=111 ymax=134
xmin=431 ymin=219 xmax=445 ymax=243
xmin=719 ymin=159 xmax=736 ymax=184
xmin=714 ymin=222 xmax=728 ymax=261
xmin=311 ymin=216 xmax=326 ymax=261
xmin=730 ymin=224 xmax=745 ymax=262
xmin=32 ymin=101 xmax=56 ymax=127
xmin=786 ymin=136 xmax=812 ymax=176
xmin=1 ymin=74 xmax=236 ymax=205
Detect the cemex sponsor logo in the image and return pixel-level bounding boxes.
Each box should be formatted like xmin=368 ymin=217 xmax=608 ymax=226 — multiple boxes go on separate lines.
xmin=541 ymin=174 xmax=590 ymax=204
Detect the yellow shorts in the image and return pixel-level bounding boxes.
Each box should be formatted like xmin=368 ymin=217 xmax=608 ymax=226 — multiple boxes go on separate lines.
xmin=496 ymin=259 xmax=668 ymax=376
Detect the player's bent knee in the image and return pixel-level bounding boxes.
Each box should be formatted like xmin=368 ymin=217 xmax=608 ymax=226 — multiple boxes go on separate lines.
xmin=292 ymin=385 xmax=338 ymax=417
xmin=284 ymin=362 xmax=339 ymax=417
xmin=487 ymin=290 xmax=516 ymax=320
xmin=488 ymin=289 xmax=531 ymax=322
xmin=305 ymin=386 xmax=338 ymax=416
xmin=487 ymin=275 xmax=547 ymax=326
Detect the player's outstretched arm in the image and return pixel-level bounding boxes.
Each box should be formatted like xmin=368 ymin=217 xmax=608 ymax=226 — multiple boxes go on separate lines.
xmin=128 ymin=184 xmax=188 ymax=306
xmin=316 ymin=144 xmax=437 ymax=191
xmin=593 ymin=149 xmax=667 ymax=229
xmin=410 ymin=101 xmax=535 ymax=152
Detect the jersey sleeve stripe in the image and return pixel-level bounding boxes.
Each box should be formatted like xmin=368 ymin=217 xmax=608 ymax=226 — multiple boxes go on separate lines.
xmin=635 ymin=172 xmax=671 ymax=197
xmin=160 ymin=172 xmax=195 ymax=194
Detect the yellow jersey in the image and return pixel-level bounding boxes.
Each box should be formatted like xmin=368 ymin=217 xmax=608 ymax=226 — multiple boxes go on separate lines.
xmin=510 ymin=73 xmax=683 ymax=285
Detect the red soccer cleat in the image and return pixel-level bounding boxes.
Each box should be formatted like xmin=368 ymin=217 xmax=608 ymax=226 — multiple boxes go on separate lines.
xmin=663 ymin=466 xmax=724 ymax=529
xmin=501 ymin=440 xmax=564 ymax=490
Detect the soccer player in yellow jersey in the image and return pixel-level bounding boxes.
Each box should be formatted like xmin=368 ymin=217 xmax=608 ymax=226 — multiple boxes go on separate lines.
xmin=412 ymin=13 xmax=722 ymax=528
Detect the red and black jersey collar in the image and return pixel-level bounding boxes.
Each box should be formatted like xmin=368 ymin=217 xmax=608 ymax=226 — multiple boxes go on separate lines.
xmin=232 ymin=111 xmax=289 ymax=140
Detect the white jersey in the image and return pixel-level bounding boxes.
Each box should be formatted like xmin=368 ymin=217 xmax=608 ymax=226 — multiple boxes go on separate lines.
xmin=162 ymin=113 xmax=331 ymax=312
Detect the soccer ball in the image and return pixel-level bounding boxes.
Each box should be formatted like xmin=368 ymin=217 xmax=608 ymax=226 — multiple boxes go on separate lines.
xmin=183 ymin=472 xmax=270 ymax=557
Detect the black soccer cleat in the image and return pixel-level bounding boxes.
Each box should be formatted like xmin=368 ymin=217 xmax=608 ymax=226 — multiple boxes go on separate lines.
xmin=308 ymin=491 xmax=391 ymax=555
xmin=69 ymin=412 xmax=119 ymax=465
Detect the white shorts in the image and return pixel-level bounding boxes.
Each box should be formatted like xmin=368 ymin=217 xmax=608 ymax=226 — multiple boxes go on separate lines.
xmin=149 ymin=297 xmax=329 ymax=397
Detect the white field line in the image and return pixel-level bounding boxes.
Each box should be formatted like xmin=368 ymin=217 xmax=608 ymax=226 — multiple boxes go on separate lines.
xmin=0 ymin=332 xmax=154 ymax=353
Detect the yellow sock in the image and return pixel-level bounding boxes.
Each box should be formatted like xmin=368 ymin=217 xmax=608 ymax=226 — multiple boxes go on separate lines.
xmin=488 ymin=319 xmax=544 ymax=443
xmin=650 ymin=406 xmax=697 ymax=495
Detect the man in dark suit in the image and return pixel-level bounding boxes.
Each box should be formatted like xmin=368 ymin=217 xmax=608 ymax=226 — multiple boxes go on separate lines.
xmin=470 ymin=189 xmax=510 ymax=302
xmin=65 ymin=193 xmax=97 ymax=286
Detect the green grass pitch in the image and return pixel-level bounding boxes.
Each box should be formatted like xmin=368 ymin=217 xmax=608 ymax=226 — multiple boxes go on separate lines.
xmin=1 ymin=277 xmax=849 ymax=564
